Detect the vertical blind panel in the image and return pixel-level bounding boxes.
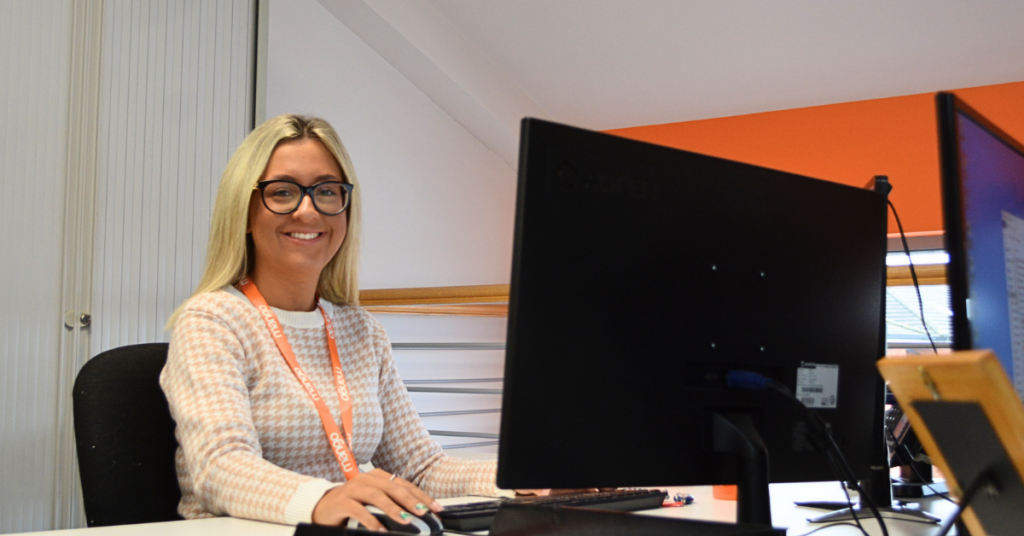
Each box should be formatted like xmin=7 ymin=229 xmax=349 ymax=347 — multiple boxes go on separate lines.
xmin=92 ymin=0 xmax=255 ymax=357
xmin=0 ymin=1 xmax=74 ymax=532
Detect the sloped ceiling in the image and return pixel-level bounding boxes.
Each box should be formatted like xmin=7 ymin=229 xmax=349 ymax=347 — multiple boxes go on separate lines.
xmin=318 ymin=0 xmax=1024 ymax=167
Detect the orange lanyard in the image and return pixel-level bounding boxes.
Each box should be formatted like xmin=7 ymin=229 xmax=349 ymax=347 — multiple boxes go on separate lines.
xmin=238 ymin=276 xmax=359 ymax=481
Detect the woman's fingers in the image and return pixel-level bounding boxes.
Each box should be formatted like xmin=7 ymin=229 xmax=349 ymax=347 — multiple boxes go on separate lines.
xmin=341 ymin=481 xmax=408 ymax=523
xmin=312 ymin=489 xmax=383 ymax=529
xmin=389 ymin=475 xmax=444 ymax=513
xmin=365 ymin=469 xmax=442 ymax=513
xmin=344 ymin=500 xmax=385 ymax=532
xmin=550 ymin=488 xmax=600 ymax=495
xmin=312 ymin=471 xmax=441 ymax=528
xmin=349 ymin=474 xmax=438 ymax=523
xmin=516 ymin=488 xmax=607 ymax=497
xmin=514 ymin=489 xmax=551 ymax=496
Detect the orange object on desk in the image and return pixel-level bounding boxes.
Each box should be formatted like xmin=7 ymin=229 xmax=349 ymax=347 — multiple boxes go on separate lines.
xmin=712 ymin=485 xmax=737 ymax=500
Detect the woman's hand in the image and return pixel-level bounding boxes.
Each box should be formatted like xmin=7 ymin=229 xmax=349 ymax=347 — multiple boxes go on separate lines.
xmin=312 ymin=469 xmax=443 ymax=529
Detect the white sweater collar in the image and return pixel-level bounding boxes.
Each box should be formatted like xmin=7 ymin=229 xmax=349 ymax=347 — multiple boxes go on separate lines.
xmin=223 ymin=285 xmax=331 ymax=329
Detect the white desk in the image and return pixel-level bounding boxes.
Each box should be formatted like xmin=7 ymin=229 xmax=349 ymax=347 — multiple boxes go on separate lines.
xmin=16 ymin=517 xmax=291 ymax=536
xmin=21 ymin=483 xmax=957 ymax=536
xmin=645 ymin=483 xmax=957 ymax=536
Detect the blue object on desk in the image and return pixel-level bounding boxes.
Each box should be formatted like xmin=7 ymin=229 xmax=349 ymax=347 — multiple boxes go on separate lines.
xmin=673 ymin=492 xmax=695 ymax=505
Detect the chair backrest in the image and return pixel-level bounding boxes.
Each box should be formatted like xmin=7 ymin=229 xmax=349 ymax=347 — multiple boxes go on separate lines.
xmin=73 ymin=343 xmax=182 ymax=526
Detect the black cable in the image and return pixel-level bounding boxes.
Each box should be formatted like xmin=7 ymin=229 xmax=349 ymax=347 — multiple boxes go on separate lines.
xmin=822 ymin=434 xmax=887 ymax=536
xmin=936 ymin=470 xmax=996 ymax=536
xmin=832 ymin=466 xmax=869 ymax=536
xmin=887 ymin=199 xmax=939 ymax=354
xmin=814 ymin=441 xmax=868 ymax=536
xmin=883 ymin=425 xmax=955 ymax=504
xmin=792 ymin=521 xmax=864 ymax=536
xmin=767 ymin=382 xmax=888 ymax=536
xmin=817 ymin=440 xmax=868 ymax=536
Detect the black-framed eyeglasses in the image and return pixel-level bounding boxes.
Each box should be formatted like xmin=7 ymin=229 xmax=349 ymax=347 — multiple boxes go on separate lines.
xmin=254 ymin=180 xmax=354 ymax=216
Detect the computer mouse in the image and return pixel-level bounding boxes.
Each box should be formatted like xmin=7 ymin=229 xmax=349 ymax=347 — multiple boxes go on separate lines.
xmin=346 ymin=505 xmax=444 ymax=535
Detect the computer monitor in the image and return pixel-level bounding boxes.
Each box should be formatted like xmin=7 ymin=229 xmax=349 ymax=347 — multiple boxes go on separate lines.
xmin=938 ymin=92 xmax=1024 ymax=394
xmin=497 ymin=118 xmax=888 ymax=525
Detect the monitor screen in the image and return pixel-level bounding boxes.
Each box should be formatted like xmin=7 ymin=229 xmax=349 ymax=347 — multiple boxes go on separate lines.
xmin=938 ymin=93 xmax=1024 ymax=393
xmin=497 ymin=119 xmax=887 ymax=496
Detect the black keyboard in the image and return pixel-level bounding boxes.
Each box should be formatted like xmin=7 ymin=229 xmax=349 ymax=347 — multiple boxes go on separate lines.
xmin=437 ymin=489 xmax=668 ymax=532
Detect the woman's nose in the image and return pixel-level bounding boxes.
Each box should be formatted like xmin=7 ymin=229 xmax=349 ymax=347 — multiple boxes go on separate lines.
xmin=293 ymin=194 xmax=318 ymax=220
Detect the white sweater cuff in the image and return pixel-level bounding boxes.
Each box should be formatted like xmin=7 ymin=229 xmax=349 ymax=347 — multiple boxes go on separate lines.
xmin=285 ymin=478 xmax=343 ymax=525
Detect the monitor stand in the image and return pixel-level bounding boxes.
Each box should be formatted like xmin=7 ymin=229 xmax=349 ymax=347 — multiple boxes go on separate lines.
xmin=711 ymin=412 xmax=773 ymax=526
xmin=893 ymin=461 xmax=949 ymax=499
xmin=805 ymin=466 xmax=941 ymax=524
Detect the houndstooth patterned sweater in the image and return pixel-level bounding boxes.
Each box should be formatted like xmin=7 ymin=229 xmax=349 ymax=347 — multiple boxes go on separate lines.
xmin=160 ymin=286 xmax=498 ymax=524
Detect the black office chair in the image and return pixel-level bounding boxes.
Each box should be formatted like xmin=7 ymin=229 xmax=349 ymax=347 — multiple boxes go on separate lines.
xmin=73 ymin=343 xmax=182 ymax=526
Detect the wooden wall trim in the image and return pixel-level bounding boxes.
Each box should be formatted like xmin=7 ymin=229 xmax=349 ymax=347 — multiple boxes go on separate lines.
xmin=359 ymin=284 xmax=510 ymax=306
xmin=362 ymin=265 xmax=947 ymax=315
xmin=362 ymin=304 xmax=509 ymax=317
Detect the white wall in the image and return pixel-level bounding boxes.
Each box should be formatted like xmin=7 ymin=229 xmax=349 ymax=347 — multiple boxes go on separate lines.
xmin=265 ymin=0 xmax=517 ymax=290
xmin=264 ymin=0 xmax=520 ymax=455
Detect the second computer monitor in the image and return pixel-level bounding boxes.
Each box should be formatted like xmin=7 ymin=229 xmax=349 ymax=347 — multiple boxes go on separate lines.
xmin=938 ymin=92 xmax=1024 ymax=394
xmin=498 ymin=119 xmax=887 ymax=491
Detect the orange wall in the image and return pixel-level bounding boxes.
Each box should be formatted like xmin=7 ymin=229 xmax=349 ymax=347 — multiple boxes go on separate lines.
xmin=606 ymin=81 xmax=1024 ymax=235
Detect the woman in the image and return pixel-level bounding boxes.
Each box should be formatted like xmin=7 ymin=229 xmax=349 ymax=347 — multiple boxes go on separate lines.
xmin=160 ymin=114 xmax=499 ymax=530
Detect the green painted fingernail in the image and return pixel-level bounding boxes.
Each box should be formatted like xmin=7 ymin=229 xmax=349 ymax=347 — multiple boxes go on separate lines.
xmin=415 ymin=503 xmax=427 ymax=511
xmin=400 ymin=512 xmax=412 ymax=520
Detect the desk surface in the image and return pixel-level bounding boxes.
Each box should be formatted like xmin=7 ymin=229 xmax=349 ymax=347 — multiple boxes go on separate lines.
xmin=23 ymin=482 xmax=957 ymax=536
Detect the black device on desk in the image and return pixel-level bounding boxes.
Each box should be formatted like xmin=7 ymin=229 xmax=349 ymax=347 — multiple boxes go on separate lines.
xmin=295 ymin=507 xmax=443 ymax=536
xmin=438 ymin=488 xmax=667 ymax=531
xmin=490 ymin=504 xmax=785 ymax=536
xmin=496 ymin=118 xmax=888 ymax=532
xmin=885 ymin=402 xmax=949 ymax=499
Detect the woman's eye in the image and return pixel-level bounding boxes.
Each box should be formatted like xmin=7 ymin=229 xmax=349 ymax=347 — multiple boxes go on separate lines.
xmin=269 ymin=187 xmax=296 ymax=198
xmin=315 ymin=185 xmax=343 ymax=197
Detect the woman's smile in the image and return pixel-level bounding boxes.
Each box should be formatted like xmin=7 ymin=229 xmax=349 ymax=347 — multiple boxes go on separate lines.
xmin=285 ymin=231 xmax=324 ymax=241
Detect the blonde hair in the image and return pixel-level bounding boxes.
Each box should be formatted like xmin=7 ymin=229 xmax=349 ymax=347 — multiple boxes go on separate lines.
xmin=166 ymin=114 xmax=362 ymax=329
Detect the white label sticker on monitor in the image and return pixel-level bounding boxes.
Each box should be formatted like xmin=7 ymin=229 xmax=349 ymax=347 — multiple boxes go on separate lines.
xmin=796 ymin=363 xmax=839 ymax=408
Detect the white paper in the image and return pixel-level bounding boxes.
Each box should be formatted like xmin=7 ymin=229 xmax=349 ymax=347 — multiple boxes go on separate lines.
xmin=1002 ymin=211 xmax=1024 ymax=396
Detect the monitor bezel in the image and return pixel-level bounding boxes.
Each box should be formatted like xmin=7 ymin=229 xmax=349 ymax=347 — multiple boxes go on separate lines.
xmin=937 ymin=92 xmax=1024 ymax=352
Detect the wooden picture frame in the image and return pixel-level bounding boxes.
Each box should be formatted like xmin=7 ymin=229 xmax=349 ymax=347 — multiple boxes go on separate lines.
xmin=877 ymin=350 xmax=1024 ymax=536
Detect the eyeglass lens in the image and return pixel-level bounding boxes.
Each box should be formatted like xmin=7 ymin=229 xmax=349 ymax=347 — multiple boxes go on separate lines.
xmin=263 ymin=182 xmax=349 ymax=215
